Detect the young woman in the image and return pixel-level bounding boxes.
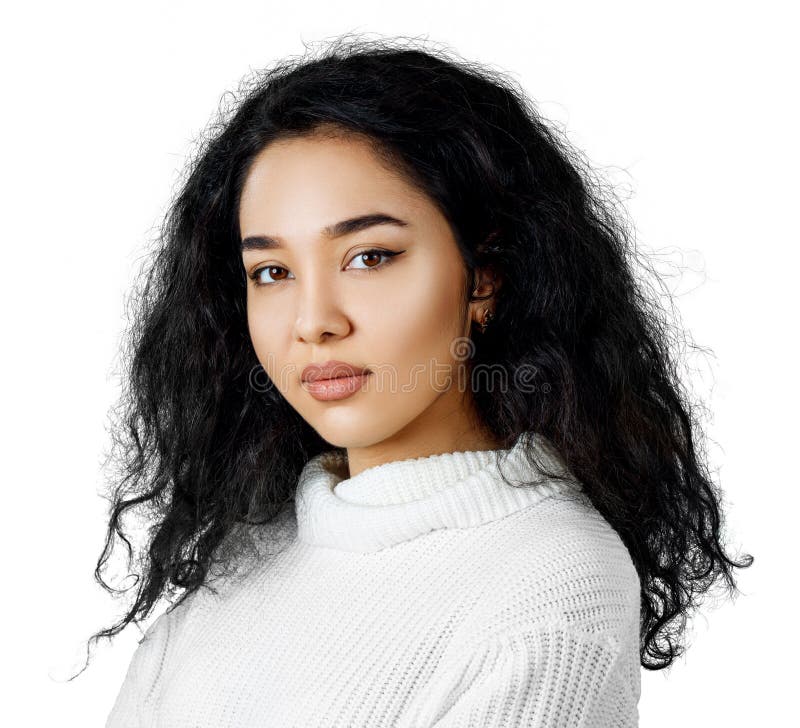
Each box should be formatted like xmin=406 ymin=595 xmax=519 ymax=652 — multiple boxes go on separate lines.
xmin=89 ymin=38 xmax=752 ymax=727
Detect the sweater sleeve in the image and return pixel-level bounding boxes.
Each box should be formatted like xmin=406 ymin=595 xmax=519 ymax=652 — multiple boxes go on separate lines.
xmin=105 ymin=611 xmax=172 ymax=728
xmin=401 ymin=623 xmax=637 ymax=728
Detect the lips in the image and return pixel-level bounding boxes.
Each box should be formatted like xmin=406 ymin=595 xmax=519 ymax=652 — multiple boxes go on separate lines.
xmin=301 ymin=359 xmax=369 ymax=383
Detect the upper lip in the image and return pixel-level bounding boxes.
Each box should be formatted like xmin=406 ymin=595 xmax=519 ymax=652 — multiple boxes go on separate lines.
xmin=301 ymin=359 xmax=370 ymax=382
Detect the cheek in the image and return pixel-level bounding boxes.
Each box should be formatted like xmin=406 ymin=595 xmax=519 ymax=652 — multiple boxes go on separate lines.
xmin=246 ymin=297 xmax=290 ymax=380
xmin=360 ymin=261 xmax=465 ymax=371
xmin=246 ymin=298 xmax=266 ymax=353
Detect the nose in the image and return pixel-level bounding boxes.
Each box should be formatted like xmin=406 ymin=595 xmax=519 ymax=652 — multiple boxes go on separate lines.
xmin=292 ymin=278 xmax=351 ymax=343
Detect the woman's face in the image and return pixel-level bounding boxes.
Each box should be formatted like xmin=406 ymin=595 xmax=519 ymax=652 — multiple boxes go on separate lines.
xmin=238 ymin=131 xmax=499 ymax=473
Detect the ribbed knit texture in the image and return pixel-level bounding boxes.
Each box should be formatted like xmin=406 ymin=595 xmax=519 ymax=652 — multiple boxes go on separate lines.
xmin=106 ymin=432 xmax=642 ymax=727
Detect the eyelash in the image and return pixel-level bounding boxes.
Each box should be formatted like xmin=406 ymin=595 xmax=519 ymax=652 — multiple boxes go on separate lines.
xmin=248 ymin=248 xmax=404 ymax=288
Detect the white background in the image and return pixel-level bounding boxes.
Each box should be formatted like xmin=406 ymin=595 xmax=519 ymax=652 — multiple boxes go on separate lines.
xmin=2 ymin=1 xmax=795 ymax=725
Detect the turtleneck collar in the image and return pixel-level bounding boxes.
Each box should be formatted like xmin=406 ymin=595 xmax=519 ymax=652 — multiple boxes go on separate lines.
xmin=294 ymin=432 xmax=581 ymax=553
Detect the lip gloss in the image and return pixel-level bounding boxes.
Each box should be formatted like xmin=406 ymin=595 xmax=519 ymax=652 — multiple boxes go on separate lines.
xmin=304 ymin=372 xmax=371 ymax=401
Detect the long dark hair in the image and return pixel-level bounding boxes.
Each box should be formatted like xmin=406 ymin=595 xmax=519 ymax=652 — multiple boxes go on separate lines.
xmin=79 ymin=35 xmax=752 ymax=677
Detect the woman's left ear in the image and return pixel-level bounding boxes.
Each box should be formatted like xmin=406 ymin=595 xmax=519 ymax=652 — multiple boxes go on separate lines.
xmin=471 ymin=265 xmax=501 ymax=299
xmin=469 ymin=229 xmax=504 ymax=329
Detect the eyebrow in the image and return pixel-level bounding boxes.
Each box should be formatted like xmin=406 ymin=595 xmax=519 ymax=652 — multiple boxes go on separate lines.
xmin=241 ymin=212 xmax=410 ymax=252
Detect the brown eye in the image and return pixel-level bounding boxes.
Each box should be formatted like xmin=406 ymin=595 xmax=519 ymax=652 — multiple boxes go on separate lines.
xmin=360 ymin=251 xmax=382 ymax=268
xmin=346 ymin=248 xmax=404 ymax=272
xmin=267 ymin=266 xmax=289 ymax=280
xmin=250 ymin=265 xmax=295 ymax=287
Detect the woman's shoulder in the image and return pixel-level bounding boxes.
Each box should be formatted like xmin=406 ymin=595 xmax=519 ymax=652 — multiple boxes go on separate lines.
xmin=124 ymin=505 xmax=301 ymax=659
xmin=156 ymin=502 xmax=299 ymax=626
xmin=463 ymin=486 xmax=642 ymax=646
xmin=205 ymin=500 xmax=298 ymax=576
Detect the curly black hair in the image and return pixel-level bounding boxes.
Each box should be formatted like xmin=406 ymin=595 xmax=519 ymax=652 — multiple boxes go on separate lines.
xmin=76 ymin=34 xmax=752 ymax=678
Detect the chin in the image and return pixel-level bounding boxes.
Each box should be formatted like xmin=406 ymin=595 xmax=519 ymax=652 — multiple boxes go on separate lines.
xmin=309 ymin=414 xmax=404 ymax=451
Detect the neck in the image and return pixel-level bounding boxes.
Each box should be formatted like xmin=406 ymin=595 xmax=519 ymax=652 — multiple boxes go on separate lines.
xmin=344 ymin=404 xmax=504 ymax=479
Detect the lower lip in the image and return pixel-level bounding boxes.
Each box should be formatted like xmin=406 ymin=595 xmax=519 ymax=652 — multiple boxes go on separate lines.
xmin=303 ymin=372 xmax=371 ymax=401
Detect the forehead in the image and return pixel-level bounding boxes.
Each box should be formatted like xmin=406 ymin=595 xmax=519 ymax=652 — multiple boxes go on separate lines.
xmin=238 ymin=133 xmax=428 ymax=233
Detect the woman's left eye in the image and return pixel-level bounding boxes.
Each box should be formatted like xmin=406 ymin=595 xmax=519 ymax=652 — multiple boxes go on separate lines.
xmin=346 ymin=248 xmax=404 ymax=272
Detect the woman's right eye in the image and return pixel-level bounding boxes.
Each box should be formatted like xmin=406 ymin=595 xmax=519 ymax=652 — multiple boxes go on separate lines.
xmin=249 ymin=266 xmax=296 ymax=287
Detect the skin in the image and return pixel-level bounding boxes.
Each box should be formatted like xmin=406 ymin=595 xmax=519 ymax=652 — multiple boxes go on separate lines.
xmin=238 ymin=130 xmax=503 ymax=478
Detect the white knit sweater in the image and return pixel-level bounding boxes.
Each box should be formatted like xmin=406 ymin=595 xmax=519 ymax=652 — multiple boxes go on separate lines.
xmin=105 ymin=432 xmax=642 ymax=727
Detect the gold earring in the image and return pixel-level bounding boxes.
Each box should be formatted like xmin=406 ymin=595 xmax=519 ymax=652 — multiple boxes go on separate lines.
xmin=479 ymin=308 xmax=494 ymax=333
